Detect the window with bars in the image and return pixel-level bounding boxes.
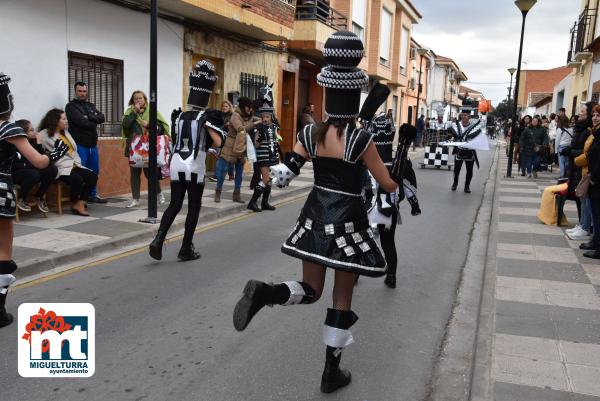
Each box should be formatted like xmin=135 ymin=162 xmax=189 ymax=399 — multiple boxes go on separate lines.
xmin=68 ymin=52 xmax=124 ymax=137
xmin=239 ymin=73 xmax=268 ymax=102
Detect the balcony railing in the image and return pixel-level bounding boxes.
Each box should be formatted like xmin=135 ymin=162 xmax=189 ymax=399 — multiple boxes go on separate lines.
xmin=295 ymin=0 xmax=348 ymax=31
xmin=567 ymin=6 xmax=597 ymax=64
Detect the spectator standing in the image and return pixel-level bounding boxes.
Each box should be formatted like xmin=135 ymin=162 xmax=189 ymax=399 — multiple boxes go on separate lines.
xmin=300 ymin=104 xmax=316 ymax=129
xmin=566 ymin=102 xmax=596 ymax=241
xmin=414 ymin=114 xmax=425 ymax=150
xmin=555 ymin=115 xmax=573 ymax=177
xmin=518 ymin=119 xmax=535 ymax=177
xmin=216 ymin=97 xmax=260 ymax=203
xmin=65 ymin=82 xmax=106 ymax=203
xmin=39 ymin=108 xmax=97 ymax=216
xmin=211 ymin=101 xmax=235 ymax=196
xmin=120 ymin=90 xmax=169 ymax=208
xmin=11 ymin=120 xmax=57 ymax=212
xmin=583 ymin=105 xmax=600 ymax=258
xmin=529 ymin=116 xmax=549 ymax=178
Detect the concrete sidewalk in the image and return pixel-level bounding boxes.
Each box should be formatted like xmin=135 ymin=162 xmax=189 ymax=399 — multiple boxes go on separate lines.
xmin=481 ymin=149 xmax=600 ymax=400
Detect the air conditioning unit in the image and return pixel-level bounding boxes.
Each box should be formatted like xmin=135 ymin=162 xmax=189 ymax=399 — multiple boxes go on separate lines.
xmin=410 ymin=48 xmax=417 ymax=60
xmin=409 ymin=78 xmax=416 ymax=90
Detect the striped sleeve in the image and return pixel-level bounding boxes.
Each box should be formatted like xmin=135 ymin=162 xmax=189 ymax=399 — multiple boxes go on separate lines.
xmin=0 ymin=121 xmax=26 ymax=141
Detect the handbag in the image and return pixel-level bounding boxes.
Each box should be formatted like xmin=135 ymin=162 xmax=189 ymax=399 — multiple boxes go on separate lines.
xmin=576 ymin=174 xmax=591 ymax=198
xmin=129 ymin=131 xmax=170 ymax=168
xmin=246 ymin=134 xmax=257 ymax=163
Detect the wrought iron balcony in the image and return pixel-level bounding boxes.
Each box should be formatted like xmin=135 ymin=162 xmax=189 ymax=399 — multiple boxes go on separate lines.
xmin=295 ymin=0 xmax=348 ymax=31
xmin=567 ymin=6 xmax=597 ymax=65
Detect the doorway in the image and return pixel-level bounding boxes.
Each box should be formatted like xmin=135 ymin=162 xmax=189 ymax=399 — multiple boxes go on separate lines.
xmin=281 ymin=71 xmax=296 ymax=154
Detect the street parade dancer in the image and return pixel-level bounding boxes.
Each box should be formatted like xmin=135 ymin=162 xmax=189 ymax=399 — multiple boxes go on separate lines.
xmin=149 ymin=60 xmax=225 ymax=261
xmin=367 ymin=114 xmax=421 ymax=288
xmin=449 ymin=106 xmax=483 ymax=193
xmin=247 ymin=101 xmax=279 ymax=212
xmin=232 ymin=31 xmax=405 ymax=393
xmin=0 ymin=73 xmax=68 ymax=327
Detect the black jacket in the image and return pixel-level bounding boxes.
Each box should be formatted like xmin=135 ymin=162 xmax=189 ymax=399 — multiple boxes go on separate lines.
xmin=65 ymin=99 xmax=105 ymax=147
xmin=11 ymin=139 xmax=45 ymax=171
xmin=588 ymin=133 xmax=600 ymax=198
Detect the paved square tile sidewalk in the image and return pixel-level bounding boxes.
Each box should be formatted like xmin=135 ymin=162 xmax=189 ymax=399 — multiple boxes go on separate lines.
xmin=11 ymin=165 xmax=316 ymax=268
xmin=493 ymin=156 xmax=600 ymax=400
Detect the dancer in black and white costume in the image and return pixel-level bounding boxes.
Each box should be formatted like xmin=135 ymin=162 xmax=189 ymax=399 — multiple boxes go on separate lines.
xmin=368 ymin=119 xmax=421 ymax=288
xmin=449 ymin=107 xmax=482 ymax=193
xmin=149 ymin=61 xmax=225 ymax=261
xmin=247 ymin=102 xmax=279 ymax=212
xmin=0 ymin=73 xmax=68 ymax=327
xmin=232 ymin=31 xmax=404 ymax=394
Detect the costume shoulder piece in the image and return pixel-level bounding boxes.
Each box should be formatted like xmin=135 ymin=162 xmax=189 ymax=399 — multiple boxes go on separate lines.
xmin=0 ymin=121 xmax=26 ymax=141
xmin=344 ymin=125 xmax=372 ymax=163
xmin=201 ymin=108 xmax=226 ymax=136
xmin=297 ymin=123 xmax=318 ymax=158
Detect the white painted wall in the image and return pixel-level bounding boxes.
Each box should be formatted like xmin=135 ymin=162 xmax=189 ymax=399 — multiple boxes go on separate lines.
xmin=0 ymin=0 xmax=183 ymax=134
xmin=552 ymin=73 xmax=573 ymax=113
xmin=588 ymin=61 xmax=600 ymax=99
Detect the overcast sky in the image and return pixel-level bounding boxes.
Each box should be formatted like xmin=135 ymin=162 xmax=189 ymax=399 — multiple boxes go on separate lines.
xmin=412 ymin=0 xmax=577 ymax=106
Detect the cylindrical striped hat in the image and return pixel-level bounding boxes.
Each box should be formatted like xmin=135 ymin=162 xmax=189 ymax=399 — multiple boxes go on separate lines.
xmin=317 ymin=31 xmax=368 ymax=122
xmin=0 ymin=73 xmax=14 ymax=115
xmin=187 ymin=60 xmax=218 ymax=108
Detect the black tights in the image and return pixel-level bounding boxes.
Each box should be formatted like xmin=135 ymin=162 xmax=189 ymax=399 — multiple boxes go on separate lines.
xmin=453 ymin=159 xmax=474 ymax=189
xmin=158 ymin=175 xmax=204 ymax=247
xmin=58 ymin=167 xmax=98 ymax=201
xmin=377 ymin=210 xmax=398 ymax=276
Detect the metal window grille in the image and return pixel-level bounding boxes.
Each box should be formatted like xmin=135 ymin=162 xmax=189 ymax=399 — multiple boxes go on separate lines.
xmin=68 ymin=52 xmax=124 ymax=137
xmin=239 ymin=73 xmax=268 ymax=101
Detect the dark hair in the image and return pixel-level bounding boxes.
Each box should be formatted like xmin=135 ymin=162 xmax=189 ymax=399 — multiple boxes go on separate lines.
xmin=303 ymin=105 xmax=312 ymax=113
xmin=559 ymin=107 xmax=566 ymax=112
xmin=556 ymin=115 xmax=570 ymax=128
xmin=74 ymin=81 xmax=87 ymax=90
xmin=550 ymin=113 xmax=556 ymax=120
xmin=128 ymin=90 xmax=148 ymax=106
xmin=15 ymin=119 xmax=31 ymax=131
xmin=39 ymin=108 xmax=66 ymax=137
xmin=315 ymin=119 xmax=353 ymax=146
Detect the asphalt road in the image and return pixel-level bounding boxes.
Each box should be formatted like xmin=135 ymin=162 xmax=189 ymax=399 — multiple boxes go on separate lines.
xmin=0 ymin=148 xmax=494 ymax=401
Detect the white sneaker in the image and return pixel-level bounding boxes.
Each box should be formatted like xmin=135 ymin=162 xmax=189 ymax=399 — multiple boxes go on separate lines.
xmin=566 ymin=225 xmax=581 ymax=234
xmin=568 ymin=227 xmax=591 ymax=240
xmin=126 ymin=199 xmax=140 ymax=208
xmin=158 ymin=193 xmax=166 ymax=205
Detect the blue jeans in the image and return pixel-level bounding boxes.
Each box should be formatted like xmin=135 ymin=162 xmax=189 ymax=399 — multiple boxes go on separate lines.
xmin=558 ymin=145 xmax=569 ymax=178
xmin=580 ymin=197 xmax=592 ymax=232
xmin=520 ymin=152 xmax=532 ymax=175
xmin=216 ymin=157 xmax=244 ymax=191
xmin=531 ymin=153 xmax=541 ymax=172
xmin=77 ymin=145 xmax=100 ymax=197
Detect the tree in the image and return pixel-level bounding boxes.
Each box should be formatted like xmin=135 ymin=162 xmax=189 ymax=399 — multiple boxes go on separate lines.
xmin=490 ymin=99 xmax=514 ymax=121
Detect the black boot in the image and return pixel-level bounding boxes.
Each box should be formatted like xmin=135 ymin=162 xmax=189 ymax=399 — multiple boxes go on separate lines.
xmin=384 ymin=274 xmax=396 ymax=288
xmin=261 ymin=185 xmax=276 ymax=211
xmin=583 ymin=249 xmax=600 ymax=259
xmin=0 ymin=292 xmax=13 ymax=328
xmin=247 ymin=186 xmax=264 ymax=212
xmin=464 ymin=187 xmax=471 ymax=194
xmin=451 ymin=183 xmax=457 ymax=191
xmin=0 ymin=260 xmax=17 ymax=328
xmin=233 ymin=280 xmax=315 ymax=331
xmin=580 ymin=241 xmax=596 ymax=250
xmin=149 ymin=229 xmax=168 ymax=260
xmin=321 ymin=309 xmax=358 ymax=393
xmin=177 ymin=242 xmax=201 ymax=261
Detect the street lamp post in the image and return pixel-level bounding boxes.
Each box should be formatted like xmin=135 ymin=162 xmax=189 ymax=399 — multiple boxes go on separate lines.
xmin=415 ymin=48 xmax=427 ymax=126
xmin=140 ymin=0 xmax=159 ymax=223
xmin=507 ymin=0 xmax=537 ymax=177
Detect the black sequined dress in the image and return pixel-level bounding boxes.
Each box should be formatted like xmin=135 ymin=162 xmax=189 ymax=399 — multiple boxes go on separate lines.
xmin=281 ymin=124 xmax=387 ymax=277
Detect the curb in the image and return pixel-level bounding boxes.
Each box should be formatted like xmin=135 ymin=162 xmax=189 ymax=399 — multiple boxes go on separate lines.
xmin=426 ymin=144 xmax=500 ymax=401
xmin=15 ymin=185 xmax=312 ymax=279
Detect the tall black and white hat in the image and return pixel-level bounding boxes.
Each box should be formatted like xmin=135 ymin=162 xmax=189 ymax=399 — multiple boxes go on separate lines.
xmin=187 ymin=60 xmax=218 ymax=108
xmin=0 ymin=73 xmax=14 ymax=115
xmin=258 ymin=101 xmax=275 ymax=114
xmin=317 ymin=31 xmax=368 ymax=122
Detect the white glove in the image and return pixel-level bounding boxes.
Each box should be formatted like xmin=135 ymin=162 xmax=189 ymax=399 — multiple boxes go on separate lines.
xmin=270 ymin=163 xmax=297 ymax=188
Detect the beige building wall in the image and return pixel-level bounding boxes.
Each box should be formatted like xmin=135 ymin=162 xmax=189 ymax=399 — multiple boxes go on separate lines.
xmin=184 ymin=30 xmax=281 ymax=110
